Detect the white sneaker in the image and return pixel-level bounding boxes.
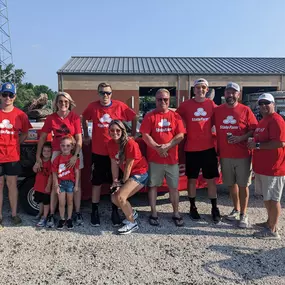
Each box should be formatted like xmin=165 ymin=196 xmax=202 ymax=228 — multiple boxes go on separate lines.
xmin=253 ymin=228 xmax=281 ymax=240
xmin=239 ymin=214 xmax=249 ymax=228
xmin=117 ymin=221 xmax=138 ymax=235
xmin=226 ymin=209 xmax=240 ymax=221
xmin=122 ymin=210 xmax=138 ymax=225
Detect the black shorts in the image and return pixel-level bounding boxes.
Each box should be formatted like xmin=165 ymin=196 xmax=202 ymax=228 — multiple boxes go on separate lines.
xmin=185 ymin=148 xmax=219 ymax=179
xmin=34 ymin=191 xmax=50 ymax=205
xmin=0 ymin=161 xmax=21 ymax=176
xmin=91 ymin=153 xmax=113 ymax=186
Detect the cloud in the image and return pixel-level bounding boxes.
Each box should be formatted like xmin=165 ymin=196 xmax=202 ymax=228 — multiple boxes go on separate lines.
xmin=99 ymin=114 xmax=112 ymax=123
xmin=194 ymin=108 xmax=207 ymax=117
xmin=158 ymin=119 xmax=171 ymax=127
xmin=0 ymin=119 xmax=13 ymax=129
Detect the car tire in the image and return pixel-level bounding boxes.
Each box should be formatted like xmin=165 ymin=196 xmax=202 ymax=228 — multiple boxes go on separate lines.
xmin=19 ymin=176 xmax=39 ymax=216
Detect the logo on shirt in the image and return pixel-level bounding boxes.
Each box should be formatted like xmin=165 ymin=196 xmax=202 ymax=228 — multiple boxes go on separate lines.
xmin=220 ymin=116 xmax=238 ymax=130
xmin=192 ymin=108 xmax=209 ymax=122
xmin=255 ymin=127 xmax=265 ymax=133
xmin=58 ymin=163 xmax=71 ymax=178
xmin=0 ymin=119 xmax=15 ymax=134
xmin=55 ymin=123 xmax=70 ymax=138
xmin=98 ymin=114 xmax=112 ymax=128
xmin=156 ymin=119 xmax=172 ymax=132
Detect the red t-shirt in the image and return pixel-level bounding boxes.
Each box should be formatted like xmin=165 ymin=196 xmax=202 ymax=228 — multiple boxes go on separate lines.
xmin=176 ymin=99 xmax=215 ymax=151
xmin=82 ymin=100 xmax=136 ymax=156
xmin=253 ymin=113 xmax=285 ymax=176
xmin=108 ymin=138 xmax=148 ymax=176
xmin=34 ymin=160 xmax=52 ymax=193
xmin=42 ymin=112 xmax=81 ymax=151
xmin=214 ymin=103 xmax=258 ymax=158
xmin=139 ymin=110 xmax=185 ymax=164
xmin=52 ymin=154 xmax=79 ymax=182
xmin=0 ymin=107 xmax=32 ymax=163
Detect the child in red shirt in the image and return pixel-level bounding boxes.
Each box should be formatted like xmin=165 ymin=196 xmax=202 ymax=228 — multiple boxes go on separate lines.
xmin=33 ymin=142 xmax=52 ymax=227
xmin=52 ymin=135 xmax=79 ymax=230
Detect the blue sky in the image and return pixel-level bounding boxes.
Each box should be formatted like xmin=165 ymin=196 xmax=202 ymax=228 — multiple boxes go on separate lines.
xmin=8 ymin=0 xmax=285 ymax=90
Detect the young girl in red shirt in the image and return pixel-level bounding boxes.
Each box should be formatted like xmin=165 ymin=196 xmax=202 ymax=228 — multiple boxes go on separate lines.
xmin=52 ymin=135 xmax=79 ymax=230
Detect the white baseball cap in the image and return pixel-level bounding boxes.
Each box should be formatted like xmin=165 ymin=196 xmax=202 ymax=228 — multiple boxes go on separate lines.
xmin=258 ymin=93 xmax=275 ymax=103
xmin=194 ymin=78 xmax=208 ymax=87
xmin=225 ymin=82 xmax=240 ymax=92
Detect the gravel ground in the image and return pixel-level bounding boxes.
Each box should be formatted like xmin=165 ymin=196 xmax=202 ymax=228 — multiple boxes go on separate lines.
xmin=0 ymin=185 xmax=284 ymax=285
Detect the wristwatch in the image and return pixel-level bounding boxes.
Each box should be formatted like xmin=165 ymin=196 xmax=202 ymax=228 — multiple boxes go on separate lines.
xmin=76 ymin=153 xmax=80 ymax=158
xmin=255 ymin=142 xmax=261 ymax=150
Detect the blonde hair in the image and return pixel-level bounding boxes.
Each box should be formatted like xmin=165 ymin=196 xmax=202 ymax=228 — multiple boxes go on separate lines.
xmin=53 ymin=92 xmax=76 ymax=112
xmin=155 ymin=88 xmax=170 ymax=97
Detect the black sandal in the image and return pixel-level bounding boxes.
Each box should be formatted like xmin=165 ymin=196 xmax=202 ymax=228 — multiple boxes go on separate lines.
xmin=172 ymin=216 xmax=184 ymax=227
xmin=149 ymin=215 xmax=159 ymax=226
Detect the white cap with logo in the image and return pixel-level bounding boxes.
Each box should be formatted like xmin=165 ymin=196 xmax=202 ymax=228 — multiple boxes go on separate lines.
xmin=225 ymin=82 xmax=240 ymax=92
xmin=194 ymin=78 xmax=209 ymax=87
xmin=258 ymin=93 xmax=275 ymax=103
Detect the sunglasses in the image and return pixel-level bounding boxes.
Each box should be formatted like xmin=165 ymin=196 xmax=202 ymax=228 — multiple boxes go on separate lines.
xmin=110 ymin=129 xmax=121 ymax=134
xmin=99 ymin=91 xmax=112 ymax=96
xmin=157 ymin=98 xmax=169 ymax=103
xmin=195 ymin=85 xmax=207 ymax=90
xmin=58 ymin=100 xmax=69 ymax=104
xmin=1 ymin=92 xmax=15 ymax=99
xmin=60 ymin=144 xmax=72 ymax=148
xmin=258 ymin=101 xmax=271 ymax=106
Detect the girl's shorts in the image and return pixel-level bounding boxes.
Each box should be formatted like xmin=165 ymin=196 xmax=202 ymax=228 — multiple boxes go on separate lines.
xmin=130 ymin=172 xmax=148 ymax=186
xmin=59 ymin=180 xmax=74 ymax=193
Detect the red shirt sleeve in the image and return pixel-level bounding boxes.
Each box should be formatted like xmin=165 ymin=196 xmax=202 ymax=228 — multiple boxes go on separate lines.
xmin=73 ymin=114 xmax=82 ymax=135
xmin=120 ymin=103 xmax=136 ymax=121
xmin=42 ymin=115 xmax=53 ymax=134
xmin=82 ymin=103 xmax=93 ymax=120
xmin=174 ymin=113 xmax=186 ymax=135
xmin=176 ymin=104 xmax=185 ymax=118
xmin=52 ymin=156 xmax=59 ymax=173
xmin=125 ymin=139 xmax=140 ymax=160
xmin=107 ymin=140 xmax=116 ymax=159
xmin=247 ymin=109 xmax=258 ymax=131
xmin=269 ymin=117 xmax=285 ymax=142
xmin=139 ymin=114 xmax=152 ymax=134
xmin=20 ymin=112 xmax=32 ymax=132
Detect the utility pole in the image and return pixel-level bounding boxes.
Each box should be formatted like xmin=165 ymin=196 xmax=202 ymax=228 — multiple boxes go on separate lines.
xmin=0 ymin=0 xmax=13 ymax=83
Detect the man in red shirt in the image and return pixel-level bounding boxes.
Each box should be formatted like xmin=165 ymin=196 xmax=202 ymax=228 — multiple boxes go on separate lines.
xmin=0 ymin=83 xmax=32 ymax=227
xmin=140 ymin=89 xmax=185 ymax=227
xmin=176 ymin=78 xmax=221 ymax=223
xmin=248 ymin=93 xmax=285 ymax=240
xmin=214 ymin=82 xmax=258 ymax=228
xmin=82 ymin=82 xmax=137 ymax=227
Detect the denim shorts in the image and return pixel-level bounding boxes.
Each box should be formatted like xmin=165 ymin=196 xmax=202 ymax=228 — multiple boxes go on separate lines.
xmin=130 ymin=172 xmax=148 ymax=186
xmin=59 ymin=180 xmax=75 ymax=193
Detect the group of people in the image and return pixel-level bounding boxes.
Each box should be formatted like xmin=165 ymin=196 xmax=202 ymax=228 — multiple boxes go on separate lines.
xmin=0 ymin=79 xmax=284 ymax=239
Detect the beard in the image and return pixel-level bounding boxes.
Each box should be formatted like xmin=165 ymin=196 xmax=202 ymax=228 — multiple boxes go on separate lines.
xmin=226 ymin=97 xmax=237 ymax=105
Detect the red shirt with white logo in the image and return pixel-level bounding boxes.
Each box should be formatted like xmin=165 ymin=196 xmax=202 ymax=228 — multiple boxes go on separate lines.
xmin=0 ymin=107 xmax=32 ymax=163
xmin=176 ymin=99 xmax=215 ymax=151
xmin=34 ymin=160 xmax=52 ymax=193
xmin=52 ymin=154 xmax=79 ymax=182
xmin=42 ymin=112 xmax=81 ymax=151
xmin=82 ymin=100 xmax=136 ymax=156
xmin=140 ymin=110 xmax=185 ymax=164
xmin=108 ymin=138 xmax=148 ymax=175
xmin=214 ymin=103 xmax=258 ymax=158
xmin=253 ymin=112 xmax=285 ymax=176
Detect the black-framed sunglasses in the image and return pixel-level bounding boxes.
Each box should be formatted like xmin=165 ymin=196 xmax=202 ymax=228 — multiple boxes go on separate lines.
xmin=99 ymin=91 xmax=112 ymax=96
xmin=258 ymin=101 xmax=271 ymax=106
xmin=157 ymin=98 xmax=169 ymax=103
xmin=1 ymin=92 xmax=15 ymax=99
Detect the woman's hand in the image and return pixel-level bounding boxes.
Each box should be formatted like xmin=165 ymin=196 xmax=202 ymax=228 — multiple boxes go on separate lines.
xmin=74 ymin=186 xmax=79 ymax=192
xmin=66 ymin=155 xmax=78 ymax=168
xmin=34 ymin=156 xmax=43 ymax=172
xmin=54 ymin=184 xmax=60 ymax=195
xmin=45 ymin=185 xmax=51 ymax=193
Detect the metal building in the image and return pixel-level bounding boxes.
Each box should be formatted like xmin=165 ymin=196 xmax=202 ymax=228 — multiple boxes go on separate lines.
xmin=57 ymin=56 xmax=285 ymax=115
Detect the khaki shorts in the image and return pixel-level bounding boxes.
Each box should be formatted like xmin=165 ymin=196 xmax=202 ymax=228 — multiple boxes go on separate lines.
xmin=220 ymin=157 xmax=252 ymax=187
xmin=255 ymin=174 xmax=285 ymax=202
xmin=148 ymin=162 xmax=179 ymax=189
xmin=51 ymin=150 xmax=84 ymax=170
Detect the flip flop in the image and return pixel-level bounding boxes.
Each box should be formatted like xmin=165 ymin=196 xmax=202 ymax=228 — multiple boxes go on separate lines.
xmin=149 ymin=215 xmax=159 ymax=226
xmin=172 ymin=216 xmax=184 ymax=227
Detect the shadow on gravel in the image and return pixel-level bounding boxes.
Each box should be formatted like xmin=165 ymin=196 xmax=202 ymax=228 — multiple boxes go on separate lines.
xmin=203 ymin=245 xmax=285 ymax=282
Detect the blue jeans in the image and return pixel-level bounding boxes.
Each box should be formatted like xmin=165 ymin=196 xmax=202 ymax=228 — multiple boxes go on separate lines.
xmin=130 ymin=172 xmax=148 ymax=186
xmin=59 ymin=180 xmax=74 ymax=193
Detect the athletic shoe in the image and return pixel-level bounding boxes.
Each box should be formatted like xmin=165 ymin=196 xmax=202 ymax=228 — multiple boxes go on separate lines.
xmin=46 ymin=214 xmax=55 ymax=228
xmin=189 ymin=207 xmax=201 ymax=220
xmin=111 ymin=208 xmax=121 ymax=227
xmin=90 ymin=210 xmax=100 ymax=227
xmin=33 ymin=212 xmax=42 ymax=222
xmin=66 ymin=219 xmax=74 ymax=230
xmin=11 ymin=215 xmax=22 ymax=226
xmin=212 ymin=207 xmax=221 ymax=223
xmin=253 ymin=228 xmax=281 ymax=240
xmin=239 ymin=214 xmax=249 ymax=228
xmin=255 ymin=221 xmax=268 ymax=229
xmin=117 ymin=221 xmax=138 ymax=235
xmin=75 ymin=212 xmax=84 ymax=226
xmin=57 ymin=219 xmax=65 ymax=230
xmin=226 ymin=209 xmax=240 ymax=221
xmin=36 ymin=217 xmax=47 ymax=227
xmin=122 ymin=210 xmax=138 ymax=225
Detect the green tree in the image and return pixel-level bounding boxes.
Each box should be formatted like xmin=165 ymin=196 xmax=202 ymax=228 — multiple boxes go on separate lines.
xmin=33 ymin=85 xmax=56 ymax=100
xmin=0 ymin=64 xmax=25 ymax=85
xmin=14 ymin=87 xmax=35 ymax=109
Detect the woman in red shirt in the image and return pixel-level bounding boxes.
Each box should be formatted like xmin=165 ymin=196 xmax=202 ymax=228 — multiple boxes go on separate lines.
xmin=34 ymin=92 xmax=83 ymax=228
xmin=108 ymin=120 xmax=148 ymax=235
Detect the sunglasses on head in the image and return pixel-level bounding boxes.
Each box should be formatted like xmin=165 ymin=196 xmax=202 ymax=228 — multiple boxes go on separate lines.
xmin=157 ymin=98 xmax=169 ymax=103
xmin=99 ymin=91 xmax=112 ymax=96
xmin=110 ymin=129 xmax=121 ymax=134
xmin=258 ymin=101 xmax=271 ymax=106
xmin=1 ymin=92 xmax=15 ymax=99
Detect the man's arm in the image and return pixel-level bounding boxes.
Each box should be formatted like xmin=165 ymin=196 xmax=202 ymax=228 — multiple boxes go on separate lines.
xmin=142 ymin=133 xmax=160 ymax=149
xmin=81 ymin=116 xmax=90 ymax=144
xmin=249 ymin=140 xmax=285 ymax=150
xmin=229 ymin=130 xmax=254 ymax=144
xmin=161 ymin=133 xmax=184 ymax=151
xmin=19 ymin=132 xmax=28 ymax=144
xmin=131 ymin=116 xmax=138 ymax=137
